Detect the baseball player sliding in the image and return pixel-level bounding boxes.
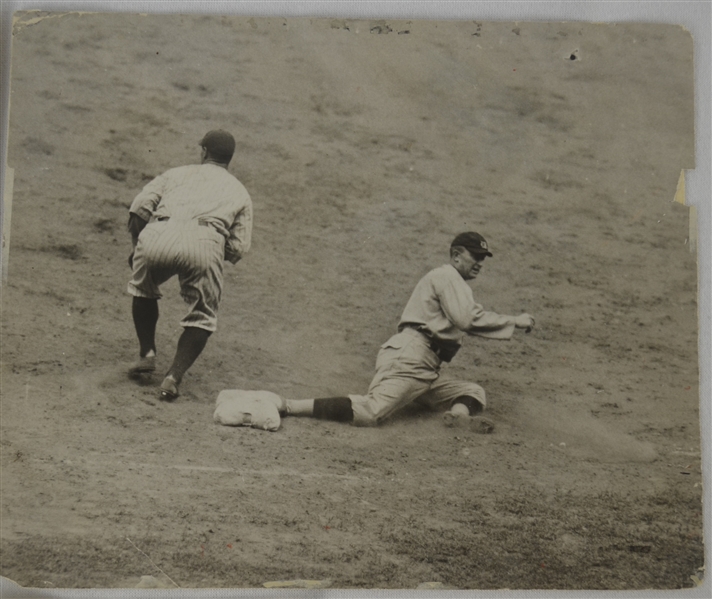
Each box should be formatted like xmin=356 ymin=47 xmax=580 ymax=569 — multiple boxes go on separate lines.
xmin=126 ymin=130 xmax=253 ymax=401
xmin=284 ymin=232 xmax=535 ymax=430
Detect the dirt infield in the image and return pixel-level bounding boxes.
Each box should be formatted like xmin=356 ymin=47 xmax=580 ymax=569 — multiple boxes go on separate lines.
xmin=1 ymin=14 xmax=703 ymax=590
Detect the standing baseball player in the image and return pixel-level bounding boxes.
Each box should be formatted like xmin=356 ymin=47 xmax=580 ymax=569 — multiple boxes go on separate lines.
xmin=284 ymin=232 xmax=534 ymax=430
xmin=126 ymin=130 xmax=252 ymax=401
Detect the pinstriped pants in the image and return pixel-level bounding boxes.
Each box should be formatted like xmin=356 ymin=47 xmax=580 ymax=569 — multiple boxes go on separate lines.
xmin=348 ymin=328 xmax=487 ymax=426
xmin=127 ymin=220 xmax=225 ymax=331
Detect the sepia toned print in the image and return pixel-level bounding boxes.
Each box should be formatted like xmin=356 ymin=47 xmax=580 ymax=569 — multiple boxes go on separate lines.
xmin=0 ymin=13 xmax=702 ymax=590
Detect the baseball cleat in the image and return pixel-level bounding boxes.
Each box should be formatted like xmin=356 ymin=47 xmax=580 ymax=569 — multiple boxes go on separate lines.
xmin=443 ymin=411 xmax=495 ymax=434
xmin=158 ymin=376 xmax=179 ymax=401
xmin=128 ymin=355 xmax=156 ymax=377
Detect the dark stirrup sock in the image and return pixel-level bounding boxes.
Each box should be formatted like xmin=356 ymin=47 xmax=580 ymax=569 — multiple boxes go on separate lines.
xmin=166 ymin=327 xmax=212 ymax=383
xmin=132 ymin=297 xmax=159 ymax=357
xmin=451 ymin=395 xmax=484 ymax=416
xmin=313 ymin=397 xmax=354 ymax=422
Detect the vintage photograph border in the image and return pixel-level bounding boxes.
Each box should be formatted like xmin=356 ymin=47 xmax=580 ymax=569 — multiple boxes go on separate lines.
xmin=0 ymin=2 xmax=709 ymax=599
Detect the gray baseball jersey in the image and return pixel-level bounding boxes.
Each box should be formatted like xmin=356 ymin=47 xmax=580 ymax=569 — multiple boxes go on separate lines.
xmin=349 ymin=264 xmax=518 ymax=425
xmin=127 ymin=163 xmax=252 ymax=331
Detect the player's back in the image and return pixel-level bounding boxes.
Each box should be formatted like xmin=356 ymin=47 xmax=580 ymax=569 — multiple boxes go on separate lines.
xmin=153 ymin=164 xmax=251 ymax=225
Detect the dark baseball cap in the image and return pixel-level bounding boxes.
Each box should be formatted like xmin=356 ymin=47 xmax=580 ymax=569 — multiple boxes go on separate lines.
xmin=451 ymin=232 xmax=493 ymax=257
xmin=199 ymin=130 xmax=236 ymax=160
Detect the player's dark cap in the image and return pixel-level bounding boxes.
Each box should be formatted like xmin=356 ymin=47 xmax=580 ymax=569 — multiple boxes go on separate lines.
xmin=451 ymin=232 xmax=493 ymax=257
xmin=199 ymin=130 xmax=236 ymax=162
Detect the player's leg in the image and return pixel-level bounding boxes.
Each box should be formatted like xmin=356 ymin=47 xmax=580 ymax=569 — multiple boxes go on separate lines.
xmin=160 ymin=326 xmax=212 ymax=400
xmin=127 ymin=226 xmax=173 ymax=376
xmin=418 ymin=378 xmax=487 ymax=412
xmin=286 ymin=397 xmax=354 ymax=422
xmin=419 ymin=379 xmax=494 ymax=433
xmin=286 ymin=330 xmax=437 ymax=425
xmin=129 ymin=297 xmax=159 ymax=374
xmin=284 ymin=382 xmax=422 ymax=425
xmin=350 ymin=331 xmax=438 ymax=425
xmin=284 ymin=381 xmax=425 ymax=426
xmin=160 ymin=230 xmax=222 ymax=400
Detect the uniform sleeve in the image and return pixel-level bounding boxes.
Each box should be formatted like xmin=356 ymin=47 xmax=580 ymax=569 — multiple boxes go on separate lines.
xmin=439 ymin=278 xmax=516 ymax=340
xmin=224 ymin=197 xmax=253 ymax=264
xmin=128 ymin=174 xmax=168 ymax=222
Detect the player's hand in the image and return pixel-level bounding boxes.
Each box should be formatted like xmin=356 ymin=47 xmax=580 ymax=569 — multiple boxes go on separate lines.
xmin=514 ymin=313 xmax=535 ymax=333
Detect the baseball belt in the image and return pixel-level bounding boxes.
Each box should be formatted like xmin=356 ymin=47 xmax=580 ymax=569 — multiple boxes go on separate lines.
xmin=402 ymin=325 xmax=461 ymax=362
xmin=156 ymin=217 xmax=211 ymax=227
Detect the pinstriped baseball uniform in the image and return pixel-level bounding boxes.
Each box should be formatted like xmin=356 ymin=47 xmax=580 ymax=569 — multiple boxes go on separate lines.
xmin=127 ymin=163 xmax=252 ymax=331
xmin=349 ymin=264 xmax=516 ymax=426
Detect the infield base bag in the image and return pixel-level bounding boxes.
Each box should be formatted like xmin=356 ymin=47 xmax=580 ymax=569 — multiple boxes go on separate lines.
xmin=213 ymin=390 xmax=285 ymax=432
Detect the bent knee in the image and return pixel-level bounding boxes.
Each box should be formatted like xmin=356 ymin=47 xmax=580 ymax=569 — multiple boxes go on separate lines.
xmin=348 ymin=395 xmax=382 ymax=427
xmin=458 ymin=384 xmax=487 ymax=407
